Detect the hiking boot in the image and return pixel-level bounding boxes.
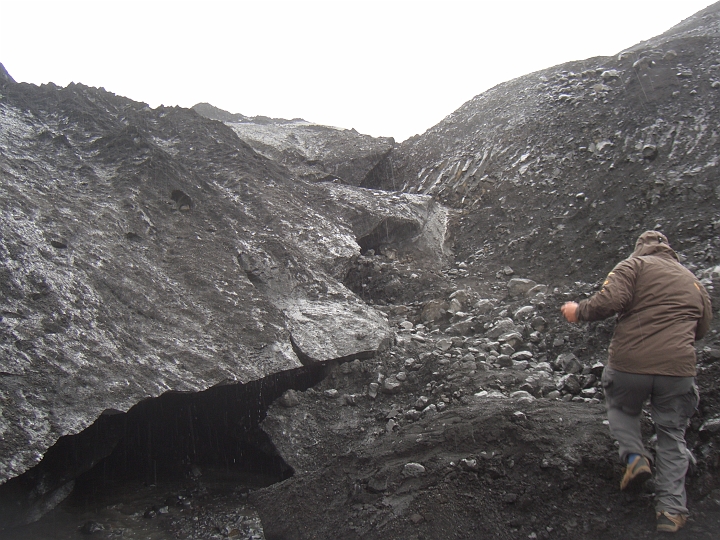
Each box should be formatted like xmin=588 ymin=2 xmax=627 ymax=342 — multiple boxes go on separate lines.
xmin=656 ymin=511 xmax=687 ymax=533
xmin=620 ymin=455 xmax=652 ymax=491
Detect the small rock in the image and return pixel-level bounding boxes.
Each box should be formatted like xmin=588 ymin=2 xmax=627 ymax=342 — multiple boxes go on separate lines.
xmin=323 ymin=389 xmax=339 ymax=398
xmin=403 ymin=462 xmax=426 ymax=477
xmin=368 ymin=475 xmax=388 ymax=493
xmin=508 ymin=278 xmax=537 ymax=297
xmin=591 ymin=361 xmax=605 ymax=377
xmin=511 ymin=360 xmax=529 ymax=370
xmin=556 ymin=353 xmax=583 ymax=374
xmin=527 ymin=284 xmax=548 ymax=296
xmin=422 ymin=403 xmax=438 ymax=416
xmin=450 ymin=289 xmax=470 ymax=303
xmin=474 ymin=299 xmax=494 ymax=314
xmin=513 ymin=306 xmax=535 ymax=321
xmin=368 ymin=382 xmax=379 ymax=399
xmin=405 ymin=409 xmax=422 ymax=421
xmin=535 ymin=361 xmax=553 ymax=373
xmin=530 ymin=316 xmax=548 ymax=332
xmin=278 ymin=389 xmax=301 ymax=407
xmin=496 ymin=355 xmax=513 ymax=367
xmin=498 ymin=331 xmax=523 ymax=349
xmin=558 ymin=373 xmax=582 ymax=395
xmin=421 ymin=300 xmax=450 ymax=324
xmin=446 ymin=319 xmax=477 ymax=336
xmin=460 ymin=360 xmax=477 ymax=373
xmin=382 ymin=378 xmax=402 ymax=394
xmin=448 ymin=298 xmax=463 ymax=314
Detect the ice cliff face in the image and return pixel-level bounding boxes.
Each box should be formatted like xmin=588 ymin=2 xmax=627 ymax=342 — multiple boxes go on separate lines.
xmin=193 ymin=102 xmax=396 ymax=188
xmin=0 ymin=74 xmax=448 ymax=487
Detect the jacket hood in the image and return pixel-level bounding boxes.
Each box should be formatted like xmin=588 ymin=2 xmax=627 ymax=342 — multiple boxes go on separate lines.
xmin=632 ymin=230 xmax=679 ymax=260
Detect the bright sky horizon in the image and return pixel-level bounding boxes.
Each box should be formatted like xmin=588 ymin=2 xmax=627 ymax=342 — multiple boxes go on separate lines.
xmin=0 ymin=0 xmax=715 ymax=141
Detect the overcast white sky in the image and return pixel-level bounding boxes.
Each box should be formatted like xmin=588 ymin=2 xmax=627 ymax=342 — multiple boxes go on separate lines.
xmin=0 ymin=0 xmax=714 ymax=141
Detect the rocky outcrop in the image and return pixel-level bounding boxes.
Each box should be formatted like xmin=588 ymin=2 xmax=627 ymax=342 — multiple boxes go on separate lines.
xmin=193 ymin=103 xmax=396 ymax=188
xmin=0 ymin=69 xmax=449 ymax=499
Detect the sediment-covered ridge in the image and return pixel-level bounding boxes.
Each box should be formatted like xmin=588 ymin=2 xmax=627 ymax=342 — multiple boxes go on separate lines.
xmin=0 ymin=70 xmax=450 ymax=489
xmin=391 ymin=2 xmax=720 ymax=287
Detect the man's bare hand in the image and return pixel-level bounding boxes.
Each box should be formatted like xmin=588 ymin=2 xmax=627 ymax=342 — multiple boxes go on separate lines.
xmin=561 ymin=302 xmax=579 ymax=323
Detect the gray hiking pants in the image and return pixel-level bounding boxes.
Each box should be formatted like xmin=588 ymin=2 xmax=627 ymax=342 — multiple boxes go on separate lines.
xmin=601 ymin=367 xmax=699 ymax=515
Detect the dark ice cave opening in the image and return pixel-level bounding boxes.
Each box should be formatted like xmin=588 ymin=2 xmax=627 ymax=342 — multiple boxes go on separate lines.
xmin=356 ymin=218 xmax=419 ymax=255
xmin=0 ymin=364 xmax=329 ymax=535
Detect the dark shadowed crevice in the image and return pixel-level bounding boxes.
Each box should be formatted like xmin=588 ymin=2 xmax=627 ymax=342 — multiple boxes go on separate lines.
xmin=0 ymin=364 xmax=328 ymax=531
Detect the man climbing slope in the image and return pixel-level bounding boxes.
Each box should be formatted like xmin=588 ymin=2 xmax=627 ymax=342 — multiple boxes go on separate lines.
xmin=560 ymin=230 xmax=712 ymax=533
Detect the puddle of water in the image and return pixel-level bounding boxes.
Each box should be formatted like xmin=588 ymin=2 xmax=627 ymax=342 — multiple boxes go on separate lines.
xmin=0 ymin=467 xmax=270 ymax=540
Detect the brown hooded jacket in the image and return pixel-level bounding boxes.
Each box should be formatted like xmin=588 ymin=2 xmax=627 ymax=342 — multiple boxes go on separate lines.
xmin=576 ymin=231 xmax=712 ymax=376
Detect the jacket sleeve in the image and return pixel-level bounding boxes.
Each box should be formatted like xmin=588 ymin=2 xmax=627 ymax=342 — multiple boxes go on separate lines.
xmin=576 ymin=259 xmax=638 ymax=322
xmin=695 ymin=281 xmax=713 ymax=340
